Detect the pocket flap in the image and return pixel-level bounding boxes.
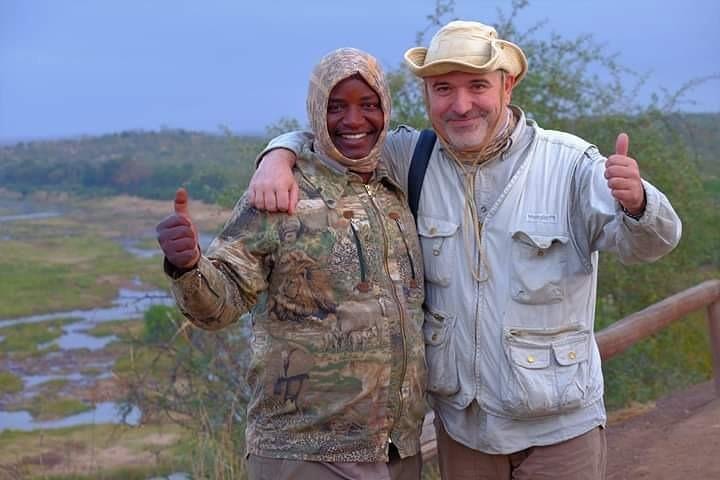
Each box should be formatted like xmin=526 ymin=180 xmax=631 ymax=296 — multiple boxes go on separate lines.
xmin=423 ymin=307 xmax=453 ymax=346
xmin=552 ymin=335 xmax=590 ymax=366
xmin=508 ymin=344 xmax=551 ymax=369
xmin=417 ymin=216 xmax=460 ymax=238
xmin=512 ymin=231 xmax=569 ymax=250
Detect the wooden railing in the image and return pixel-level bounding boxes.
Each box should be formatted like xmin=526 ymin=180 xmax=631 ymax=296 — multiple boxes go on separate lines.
xmin=420 ymin=279 xmax=720 ymax=460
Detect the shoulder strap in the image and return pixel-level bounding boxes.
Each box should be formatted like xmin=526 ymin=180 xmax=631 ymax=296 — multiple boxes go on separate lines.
xmin=407 ymin=129 xmax=436 ymax=222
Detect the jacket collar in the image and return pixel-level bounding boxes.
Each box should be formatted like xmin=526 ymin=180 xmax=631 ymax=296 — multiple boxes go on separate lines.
xmin=297 ymin=147 xmax=402 ymax=209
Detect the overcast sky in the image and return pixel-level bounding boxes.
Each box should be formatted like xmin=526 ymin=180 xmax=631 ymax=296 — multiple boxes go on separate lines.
xmin=1 ymin=0 xmax=718 ymax=142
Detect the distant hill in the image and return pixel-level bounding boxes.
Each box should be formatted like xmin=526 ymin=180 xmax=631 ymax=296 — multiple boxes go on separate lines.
xmin=1 ymin=113 xmax=717 ymax=205
xmin=0 ymin=129 xmax=267 ymax=205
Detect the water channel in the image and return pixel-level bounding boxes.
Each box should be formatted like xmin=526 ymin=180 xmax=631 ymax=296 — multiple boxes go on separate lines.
xmin=0 ymin=201 xmax=180 ymax=432
xmin=0 ymin=285 xmax=173 ymax=432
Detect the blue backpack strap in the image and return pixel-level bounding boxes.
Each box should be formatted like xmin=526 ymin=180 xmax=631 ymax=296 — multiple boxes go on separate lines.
xmin=407 ymin=129 xmax=436 ymax=222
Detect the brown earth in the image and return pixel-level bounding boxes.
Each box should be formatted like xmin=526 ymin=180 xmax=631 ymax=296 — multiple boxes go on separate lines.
xmin=92 ymin=194 xmax=231 ymax=232
xmin=0 ymin=431 xmax=182 ymax=479
xmin=34 ymin=432 xmax=181 ymax=478
xmin=606 ymin=381 xmax=720 ymax=479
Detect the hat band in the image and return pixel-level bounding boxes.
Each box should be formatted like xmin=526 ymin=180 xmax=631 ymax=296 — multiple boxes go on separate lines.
xmin=426 ymin=38 xmax=501 ymax=70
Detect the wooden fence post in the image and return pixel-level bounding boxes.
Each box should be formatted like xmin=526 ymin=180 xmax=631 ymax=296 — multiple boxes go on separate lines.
xmin=708 ymin=300 xmax=720 ymax=397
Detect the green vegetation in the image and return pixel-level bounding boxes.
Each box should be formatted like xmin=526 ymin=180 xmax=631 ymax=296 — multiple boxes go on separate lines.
xmin=0 ymin=129 xmax=265 ymax=207
xmin=36 ymin=378 xmax=69 ymax=394
xmin=113 ymin=345 xmax=176 ymax=378
xmin=86 ymin=319 xmax=143 ymax=340
xmin=0 ymin=233 xmax=165 ymax=318
xmin=0 ymin=423 xmax=189 ymax=480
xmin=34 ymin=398 xmax=91 ymax=421
xmin=121 ymin=305 xmax=250 ymax=478
xmin=0 ymin=371 xmax=24 ymax=395
xmin=602 ymin=313 xmax=712 ymax=409
xmin=0 ymin=318 xmax=77 ymax=354
xmin=6 ymin=397 xmax=92 ymax=421
xmin=29 ymin=468 xmax=180 ymax=480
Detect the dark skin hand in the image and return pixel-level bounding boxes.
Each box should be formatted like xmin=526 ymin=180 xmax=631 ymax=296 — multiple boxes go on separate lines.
xmin=156 ymin=187 xmax=201 ymax=269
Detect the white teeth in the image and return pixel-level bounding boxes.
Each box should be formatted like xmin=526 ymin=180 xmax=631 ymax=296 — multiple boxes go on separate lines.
xmin=342 ymin=133 xmax=367 ymax=139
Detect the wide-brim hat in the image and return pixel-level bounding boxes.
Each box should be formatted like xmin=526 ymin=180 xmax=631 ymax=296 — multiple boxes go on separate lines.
xmin=404 ymin=20 xmax=528 ymax=84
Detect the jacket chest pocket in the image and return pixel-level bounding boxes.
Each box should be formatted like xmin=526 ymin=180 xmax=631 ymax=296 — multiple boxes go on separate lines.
xmin=510 ymin=231 xmax=568 ymax=304
xmin=417 ymin=216 xmax=461 ymax=287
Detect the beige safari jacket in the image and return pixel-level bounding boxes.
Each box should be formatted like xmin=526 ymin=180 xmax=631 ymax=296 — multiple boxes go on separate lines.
xmin=168 ymin=150 xmax=427 ymax=463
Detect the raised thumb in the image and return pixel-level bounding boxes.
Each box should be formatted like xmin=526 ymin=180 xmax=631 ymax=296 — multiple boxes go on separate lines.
xmin=174 ymin=187 xmax=190 ymax=217
xmin=615 ymin=132 xmax=629 ymax=157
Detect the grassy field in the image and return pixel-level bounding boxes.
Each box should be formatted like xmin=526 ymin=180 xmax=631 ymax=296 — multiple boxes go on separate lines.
xmin=0 ymin=372 xmax=23 ymax=395
xmin=0 ymin=232 xmax=166 ymax=319
xmin=86 ymin=319 xmax=145 ymax=340
xmin=0 ymin=192 xmax=229 ymax=320
xmin=0 ymin=423 xmax=189 ymax=479
xmin=0 ymin=192 xmax=229 ymax=479
xmin=0 ymin=318 xmax=79 ymax=354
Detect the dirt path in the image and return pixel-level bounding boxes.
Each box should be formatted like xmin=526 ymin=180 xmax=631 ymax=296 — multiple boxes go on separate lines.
xmin=606 ymin=381 xmax=720 ymax=479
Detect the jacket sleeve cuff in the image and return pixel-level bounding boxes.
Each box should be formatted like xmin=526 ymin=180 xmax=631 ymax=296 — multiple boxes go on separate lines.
xmin=163 ymin=257 xmax=196 ymax=279
xmin=168 ymin=256 xmax=230 ymax=330
xmin=622 ymin=180 xmax=657 ymax=227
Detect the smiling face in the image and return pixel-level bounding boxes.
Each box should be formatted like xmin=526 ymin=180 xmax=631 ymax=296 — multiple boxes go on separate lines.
xmin=425 ymin=70 xmax=514 ymax=151
xmin=326 ymin=75 xmax=384 ymax=159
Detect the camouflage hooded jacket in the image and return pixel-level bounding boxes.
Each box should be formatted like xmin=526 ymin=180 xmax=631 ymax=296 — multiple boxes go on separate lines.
xmin=168 ymin=49 xmax=427 ymax=463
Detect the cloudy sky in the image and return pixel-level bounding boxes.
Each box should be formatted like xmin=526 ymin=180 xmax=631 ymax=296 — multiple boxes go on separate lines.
xmin=1 ymin=0 xmax=718 ymax=141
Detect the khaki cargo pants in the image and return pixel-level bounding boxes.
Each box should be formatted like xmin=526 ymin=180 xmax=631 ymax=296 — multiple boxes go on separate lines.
xmin=435 ymin=417 xmax=606 ymax=480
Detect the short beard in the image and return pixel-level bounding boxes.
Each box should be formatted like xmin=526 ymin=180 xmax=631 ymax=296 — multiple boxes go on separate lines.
xmin=443 ymin=115 xmax=490 ymax=151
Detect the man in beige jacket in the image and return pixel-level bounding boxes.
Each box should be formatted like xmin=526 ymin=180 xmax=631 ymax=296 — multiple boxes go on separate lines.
xmin=248 ymin=21 xmax=681 ymax=480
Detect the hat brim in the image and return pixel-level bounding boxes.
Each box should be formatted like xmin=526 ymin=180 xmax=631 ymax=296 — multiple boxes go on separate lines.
xmin=404 ymin=40 xmax=527 ymax=84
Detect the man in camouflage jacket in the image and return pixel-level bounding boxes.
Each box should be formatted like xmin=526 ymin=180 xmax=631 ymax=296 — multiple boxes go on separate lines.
xmin=156 ymin=48 xmax=427 ymax=478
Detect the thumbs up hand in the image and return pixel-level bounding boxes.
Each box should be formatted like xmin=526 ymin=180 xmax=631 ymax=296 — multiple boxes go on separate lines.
xmin=156 ymin=188 xmax=201 ymax=269
xmin=604 ymin=133 xmax=645 ymax=216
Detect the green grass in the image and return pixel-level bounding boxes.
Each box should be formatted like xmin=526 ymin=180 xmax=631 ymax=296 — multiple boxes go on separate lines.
xmin=79 ymin=366 xmax=104 ymax=376
xmin=703 ymin=177 xmax=720 ymax=198
xmin=422 ymin=459 xmax=441 ymax=480
xmin=9 ymin=343 xmax=61 ymax=361
xmin=135 ymin=236 xmax=162 ymax=250
xmin=36 ymin=378 xmax=70 ymax=396
xmin=7 ymin=397 xmax=92 ymax=421
xmin=0 ymin=371 xmax=24 ymax=395
xmin=113 ymin=347 xmax=175 ymax=378
xmin=0 ymin=423 xmax=190 ymax=480
xmin=86 ymin=319 xmax=143 ymax=340
xmin=31 ymin=467 xmax=185 ymax=480
xmin=602 ymin=310 xmax=714 ymax=410
xmin=0 ymin=232 xmax=167 ymax=319
xmin=0 ymin=318 xmax=78 ymax=355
